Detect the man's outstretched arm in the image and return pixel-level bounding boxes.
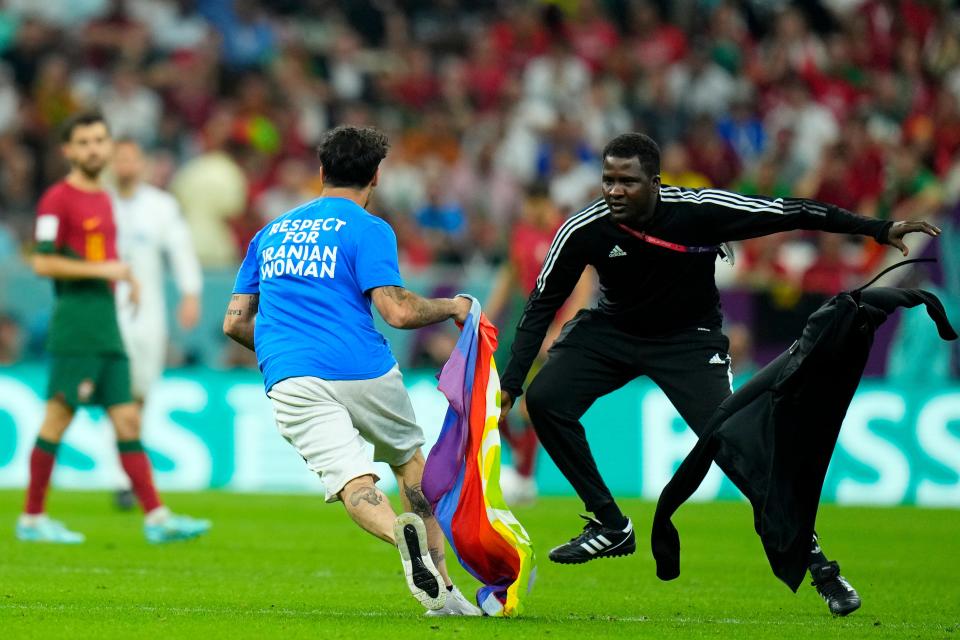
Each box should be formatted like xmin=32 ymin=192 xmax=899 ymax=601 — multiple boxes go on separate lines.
xmin=369 ymin=286 xmax=470 ymax=329
xmin=675 ymin=186 xmax=941 ymax=251
xmin=223 ymin=293 xmax=259 ymax=351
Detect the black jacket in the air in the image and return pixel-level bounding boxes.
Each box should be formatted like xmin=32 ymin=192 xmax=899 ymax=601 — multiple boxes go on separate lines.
xmin=650 ymin=285 xmax=957 ymax=591
xmin=499 ymin=185 xmax=894 ymax=397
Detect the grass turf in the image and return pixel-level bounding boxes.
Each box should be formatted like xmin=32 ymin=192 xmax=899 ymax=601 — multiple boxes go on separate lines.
xmin=0 ymin=491 xmax=957 ymax=639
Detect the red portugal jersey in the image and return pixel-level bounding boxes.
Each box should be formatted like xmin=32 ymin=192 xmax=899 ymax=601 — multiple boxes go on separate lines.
xmin=510 ymin=220 xmax=563 ymax=294
xmin=34 ymin=180 xmax=124 ymax=354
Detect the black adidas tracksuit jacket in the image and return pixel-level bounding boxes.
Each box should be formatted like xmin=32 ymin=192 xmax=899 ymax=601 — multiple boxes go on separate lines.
xmin=500 ymin=186 xmax=893 ymax=398
xmin=499 ymin=185 xmax=893 ymax=515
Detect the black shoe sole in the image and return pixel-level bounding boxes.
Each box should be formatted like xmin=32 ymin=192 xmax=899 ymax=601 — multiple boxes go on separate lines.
xmin=403 ymin=524 xmax=441 ymax=599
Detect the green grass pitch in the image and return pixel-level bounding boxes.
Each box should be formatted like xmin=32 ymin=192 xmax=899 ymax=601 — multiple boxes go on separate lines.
xmin=1 ymin=491 xmax=957 ymax=639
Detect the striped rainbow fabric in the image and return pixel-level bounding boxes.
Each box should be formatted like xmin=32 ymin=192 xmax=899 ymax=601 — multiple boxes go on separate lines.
xmin=422 ymin=297 xmax=536 ymax=617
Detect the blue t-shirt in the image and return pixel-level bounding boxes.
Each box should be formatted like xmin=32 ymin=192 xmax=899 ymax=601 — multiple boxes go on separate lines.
xmin=233 ymin=197 xmax=402 ymax=391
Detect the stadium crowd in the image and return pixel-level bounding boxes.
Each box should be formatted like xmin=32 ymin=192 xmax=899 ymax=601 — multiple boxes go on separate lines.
xmin=0 ymin=0 xmax=957 ymax=373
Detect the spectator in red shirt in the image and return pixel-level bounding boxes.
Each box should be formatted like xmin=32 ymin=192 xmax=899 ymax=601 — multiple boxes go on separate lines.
xmin=570 ymin=0 xmax=620 ymax=73
xmin=802 ymin=234 xmax=860 ymax=296
xmin=629 ymin=0 xmax=688 ymax=71
xmin=485 ymin=184 xmax=594 ymax=505
xmin=465 ymin=31 xmax=510 ymax=112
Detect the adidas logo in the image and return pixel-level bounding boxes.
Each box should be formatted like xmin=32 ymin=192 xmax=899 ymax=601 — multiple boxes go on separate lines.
xmin=709 ymin=353 xmax=728 ymax=365
xmin=608 ymin=245 xmax=627 ymax=258
xmin=578 ymin=520 xmax=633 ymax=556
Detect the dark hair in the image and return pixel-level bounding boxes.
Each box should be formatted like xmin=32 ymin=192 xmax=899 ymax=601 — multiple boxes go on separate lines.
xmin=316 ymin=126 xmax=390 ymax=188
xmin=602 ymin=133 xmax=661 ymax=178
xmin=61 ymin=111 xmax=110 ymax=143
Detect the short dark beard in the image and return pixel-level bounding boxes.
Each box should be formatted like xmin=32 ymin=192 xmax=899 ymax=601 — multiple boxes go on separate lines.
xmin=77 ymin=163 xmax=104 ymax=182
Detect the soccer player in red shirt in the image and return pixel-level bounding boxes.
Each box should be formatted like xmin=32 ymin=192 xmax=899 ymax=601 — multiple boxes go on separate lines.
xmin=486 ymin=185 xmax=594 ymax=504
xmin=16 ymin=112 xmax=210 ymax=544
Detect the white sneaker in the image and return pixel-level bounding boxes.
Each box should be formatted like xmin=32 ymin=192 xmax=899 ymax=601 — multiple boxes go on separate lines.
xmin=394 ymin=513 xmax=447 ymax=611
xmin=500 ymin=466 xmax=538 ymax=507
xmin=16 ymin=514 xmax=85 ymax=544
xmin=425 ymin=585 xmax=483 ymax=616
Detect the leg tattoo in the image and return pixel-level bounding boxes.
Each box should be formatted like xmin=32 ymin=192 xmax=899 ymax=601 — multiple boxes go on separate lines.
xmin=349 ymin=486 xmax=383 ymax=508
xmin=403 ymin=483 xmax=433 ymax=519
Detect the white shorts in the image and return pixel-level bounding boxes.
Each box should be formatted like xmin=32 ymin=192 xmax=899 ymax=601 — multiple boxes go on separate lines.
xmin=267 ymin=366 xmax=426 ymax=503
xmin=121 ymin=326 xmax=167 ymax=400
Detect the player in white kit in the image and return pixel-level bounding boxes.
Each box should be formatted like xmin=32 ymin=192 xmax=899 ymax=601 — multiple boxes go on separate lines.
xmin=110 ymin=138 xmax=203 ymax=508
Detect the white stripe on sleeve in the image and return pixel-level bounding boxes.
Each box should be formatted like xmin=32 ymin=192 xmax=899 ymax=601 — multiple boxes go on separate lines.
xmin=534 ymin=200 xmax=608 ymax=293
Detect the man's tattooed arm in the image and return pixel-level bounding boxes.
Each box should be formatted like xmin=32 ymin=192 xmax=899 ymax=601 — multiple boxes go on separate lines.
xmin=222 ymin=293 xmax=259 ymax=351
xmin=370 ymin=286 xmax=471 ymax=329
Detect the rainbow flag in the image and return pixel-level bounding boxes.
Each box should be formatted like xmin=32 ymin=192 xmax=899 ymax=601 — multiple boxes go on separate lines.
xmin=422 ymin=298 xmax=536 ymax=617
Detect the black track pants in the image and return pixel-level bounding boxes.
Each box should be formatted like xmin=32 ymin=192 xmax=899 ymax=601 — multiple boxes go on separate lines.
xmin=525 ymin=311 xmax=734 ymax=513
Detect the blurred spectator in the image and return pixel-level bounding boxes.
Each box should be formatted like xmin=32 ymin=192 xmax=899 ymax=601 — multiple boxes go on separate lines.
xmin=323 ymin=29 xmax=372 ymax=104
xmin=716 ymin=90 xmax=767 ymax=168
xmin=736 ymin=235 xmax=793 ymax=291
xmin=385 ymin=45 xmax=439 ymax=112
xmin=840 ymin=114 xmax=886 ymax=213
xmin=129 ymin=0 xmax=211 ymax=54
xmin=766 ymin=75 xmax=839 ymax=173
xmin=547 ymin=144 xmax=597 ymax=214
xmin=708 ymin=1 xmax=753 ymax=76
xmin=202 ymin=0 xmax=277 ymax=70
xmin=807 ymin=32 xmax=865 ymax=123
xmin=523 ymin=35 xmax=590 ymax=115
xmin=413 ymin=172 xmax=468 ymax=265
xmin=82 ymin=0 xmax=149 ymax=67
xmin=801 ymin=234 xmax=861 ymax=296
xmin=629 ymin=0 xmax=687 ymax=71
xmin=99 ymin=63 xmax=161 ymax=147
xmin=686 ymin=115 xmax=741 ymax=188
xmin=734 ymin=157 xmax=793 ymax=199
xmin=255 ymin=157 xmax=312 ymax=223
xmin=582 ymin=76 xmax=632 ymax=152
xmin=667 ymin=43 xmax=738 ymax=118
xmin=634 ymin=67 xmax=688 ymax=146
xmin=660 ymin=142 xmax=711 ymax=189
xmin=272 ymin=52 xmax=329 ymax=148
xmin=488 ymin=4 xmax=550 ymax=71
xmin=170 ymin=108 xmax=248 ymax=267
xmin=569 ymin=0 xmax=619 ymax=73
xmin=0 ymin=133 xmax=37 ymax=241
xmin=465 ymin=30 xmax=511 ymax=113
xmin=1 ymin=18 xmax=56 ymax=90
xmin=449 ymin=139 xmax=522 ymax=228
xmin=794 ymin=144 xmax=860 ymax=211
xmin=32 ymin=55 xmax=80 ymax=132
xmin=878 ymin=146 xmax=944 ymax=221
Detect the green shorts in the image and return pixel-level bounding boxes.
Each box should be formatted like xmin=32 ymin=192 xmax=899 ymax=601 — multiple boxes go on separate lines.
xmin=47 ymin=353 xmax=132 ymax=409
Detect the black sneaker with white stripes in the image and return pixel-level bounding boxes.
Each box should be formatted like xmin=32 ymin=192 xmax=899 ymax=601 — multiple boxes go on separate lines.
xmin=548 ymin=515 xmax=635 ymax=564
xmin=810 ymin=561 xmax=861 ymax=616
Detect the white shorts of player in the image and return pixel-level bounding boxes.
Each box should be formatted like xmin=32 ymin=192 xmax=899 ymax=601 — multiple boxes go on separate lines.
xmin=267 ymin=366 xmax=426 ymax=503
xmin=122 ymin=326 xmax=167 ymax=400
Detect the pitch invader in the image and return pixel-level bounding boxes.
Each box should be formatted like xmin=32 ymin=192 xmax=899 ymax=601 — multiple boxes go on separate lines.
xmin=16 ymin=112 xmax=210 ymax=544
xmin=109 ymin=138 xmax=203 ymax=510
